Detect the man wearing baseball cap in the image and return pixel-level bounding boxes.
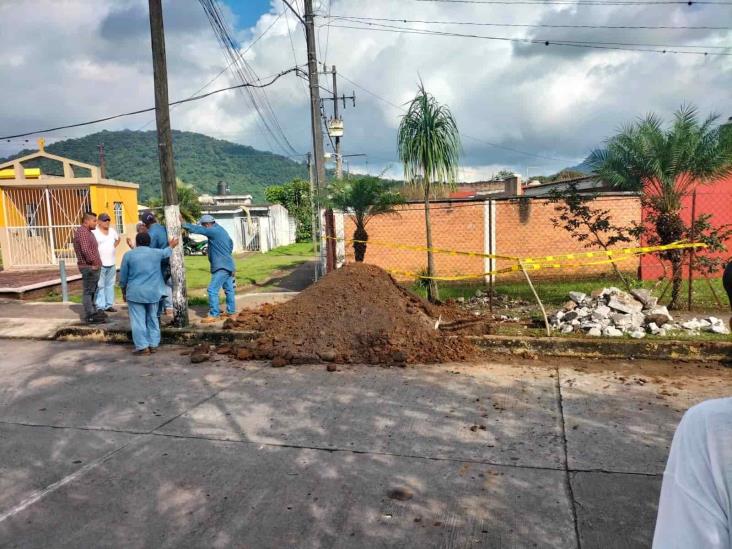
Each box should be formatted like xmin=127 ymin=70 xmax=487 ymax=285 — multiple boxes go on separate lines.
xmin=92 ymin=212 xmax=121 ymax=313
xmin=142 ymin=211 xmax=173 ymax=317
xmin=182 ymin=214 xmax=236 ymax=323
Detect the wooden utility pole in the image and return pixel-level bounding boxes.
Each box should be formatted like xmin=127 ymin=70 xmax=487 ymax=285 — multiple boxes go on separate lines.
xmin=98 ymin=143 xmax=106 ymax=179
xmin=307 ymin=152 xmax=319 ymax=282
xmin=303 ymin=0 xmax=326 ymax=196
xmin=148 ymin=0 xmax=188 ymax=327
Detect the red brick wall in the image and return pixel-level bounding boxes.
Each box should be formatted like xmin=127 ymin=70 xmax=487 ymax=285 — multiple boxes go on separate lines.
xmin=343 ymin=196 xmax=643 ymax=281
xmin=495 ymin=195 xmax=642 ymax=278
xmin=344 ymin=202 xmax=485 ymax=279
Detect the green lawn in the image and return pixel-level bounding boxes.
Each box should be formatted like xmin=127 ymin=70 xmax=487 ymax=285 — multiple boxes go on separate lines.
xmin=185 ymin=242 xmax=315 ymax=302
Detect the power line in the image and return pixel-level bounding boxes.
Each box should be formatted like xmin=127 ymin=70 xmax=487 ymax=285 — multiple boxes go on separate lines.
xmin=416 ymin=0 xmax=732 ymax=5
xmin=324 ymin=14 xmax=731 ymax=31
xmin=328 ymin=23 xmax=732 ymax=55
xmin=336 ymin=72 xmax=576 ymax=163
xmin=0 ymin=68 xmax=301 ymax=141
xmin=136 ymin=9 xmax=288 ymax=132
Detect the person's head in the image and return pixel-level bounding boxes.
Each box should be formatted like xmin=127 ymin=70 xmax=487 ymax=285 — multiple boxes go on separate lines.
xmin=135 ymin=233 xmax=151 ymax=247
xmin=141 ymin=211 xmax=157 ymax=227
xmin=136 ymin=222 xmax=148 ymax=234
xmin=97 ymin=213 xmax=111 ymax=230
xmin=82 ymin=212 xmax=97 ymax=229
xmin=199 ymin=214 xmax=216 ymax=228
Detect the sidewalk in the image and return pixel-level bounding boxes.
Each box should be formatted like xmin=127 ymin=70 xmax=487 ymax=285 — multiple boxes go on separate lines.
xmin=0 ymin=292 xmax=298 ymax=340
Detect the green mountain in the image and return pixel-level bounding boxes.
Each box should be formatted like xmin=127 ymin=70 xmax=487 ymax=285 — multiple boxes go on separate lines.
xmin=1 ymin=130 xmax=309 ymax=202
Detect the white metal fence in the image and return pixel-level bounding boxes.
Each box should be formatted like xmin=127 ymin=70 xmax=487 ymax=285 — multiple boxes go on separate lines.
xmin=1 ymin=186 xmax=90 ymax=268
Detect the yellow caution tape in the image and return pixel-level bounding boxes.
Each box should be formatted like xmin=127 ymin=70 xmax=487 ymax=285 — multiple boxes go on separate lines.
xmin=323 ymin=236 xmax=518 ymax=260
xmin=325 ymin=236 xmax=705 ymax=264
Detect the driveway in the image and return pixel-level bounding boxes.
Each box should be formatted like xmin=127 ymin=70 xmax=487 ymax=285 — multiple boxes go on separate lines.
xmin=0 ymin=340 xmax=729 ymax=548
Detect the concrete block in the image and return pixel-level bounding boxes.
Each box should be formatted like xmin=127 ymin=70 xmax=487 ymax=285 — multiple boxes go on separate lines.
xmin=569 ymin=292 xmax=586 ymax=304
xmin=608 ymin=295 xmax=643 ymax=315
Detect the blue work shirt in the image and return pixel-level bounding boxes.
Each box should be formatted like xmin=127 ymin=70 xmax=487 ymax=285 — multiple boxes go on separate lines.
xmin=182 ymin=222 xmax=235 ymax=274
xmin=147 ymin=223 xmax=169 ymax=249
xmin=119 ymin=246 xmax=172 ymax=303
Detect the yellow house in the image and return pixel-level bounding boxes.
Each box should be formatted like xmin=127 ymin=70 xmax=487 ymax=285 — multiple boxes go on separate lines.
xmin=0 ymin=139 xmax=139 ymax=270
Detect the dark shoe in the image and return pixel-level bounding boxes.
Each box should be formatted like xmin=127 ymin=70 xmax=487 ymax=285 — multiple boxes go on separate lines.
xmin=94 ymin=310 xmax=108 ymax=318
xmin=133 ymin=348 xmax=150 ymax=355
xmin=105 ymin=307 xmax=118 ymax=313
xmin=149 ymin=347 xmax=158 ymax=353
xmin=86 ymin=316 xmax=106 ymax=325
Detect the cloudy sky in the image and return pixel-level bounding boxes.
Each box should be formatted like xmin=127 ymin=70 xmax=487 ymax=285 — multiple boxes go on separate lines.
xmin=1 ymin=0 xmax=730 ymax=180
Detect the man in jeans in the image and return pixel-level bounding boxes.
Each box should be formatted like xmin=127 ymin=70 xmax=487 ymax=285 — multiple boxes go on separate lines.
xmin=73 ymin=212 xmax=105 ymax=324
xmin=141 ymin=212 xmax=172 ymax=317
xmin=182 ymin=214 xmax=235 ymax=323
xmin=92 ymin=212 xmax=120 ymax=313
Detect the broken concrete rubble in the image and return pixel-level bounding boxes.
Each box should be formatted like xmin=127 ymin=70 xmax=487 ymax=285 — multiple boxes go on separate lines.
xmin=550 ymin=287 xmax=730 ymax=338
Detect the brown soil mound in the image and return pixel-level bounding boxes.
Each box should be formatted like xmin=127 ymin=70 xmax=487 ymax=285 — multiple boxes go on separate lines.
xmin=225 ymin=263 xmax=478 ymax=365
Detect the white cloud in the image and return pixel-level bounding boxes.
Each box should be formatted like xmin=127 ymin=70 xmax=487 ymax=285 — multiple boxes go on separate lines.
xmin=0 ymin=0 xmax=730 ymax=181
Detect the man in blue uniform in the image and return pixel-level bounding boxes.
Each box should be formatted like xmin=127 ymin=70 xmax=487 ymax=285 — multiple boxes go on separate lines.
xmin=182 ymin=214 xmax=235 ymax=324
xmin=119 ymin=232 xmax=179 ymax=355
xmin=141 ymin=211 xmax=172 ymax=317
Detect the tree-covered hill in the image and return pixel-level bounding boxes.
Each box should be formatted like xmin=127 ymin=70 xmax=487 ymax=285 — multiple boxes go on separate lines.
xmin=1 ymin=130 xmax=309 ymax=202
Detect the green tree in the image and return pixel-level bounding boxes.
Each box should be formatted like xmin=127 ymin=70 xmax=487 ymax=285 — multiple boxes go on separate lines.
xmin=327 ymin=176 xmax=405 ymax=262
xmin=265 ymin=178 xmax=312 ymax=241
xmin=148 ymin=179 xmax=202 ymax=223
xmin=397 ymin=82 xmax=461 ymax=302
xmin=590 ymin=105 xmax=732 ymax=309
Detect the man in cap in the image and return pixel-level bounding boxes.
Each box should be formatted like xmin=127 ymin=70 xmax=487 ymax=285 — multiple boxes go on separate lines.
xmin=92 ymin=212 xmax=121 ymax=313
xmin=182 ymin=214 xmax=236 ymax=323
xmin=141 ymin=211 xmax=173 ymax=317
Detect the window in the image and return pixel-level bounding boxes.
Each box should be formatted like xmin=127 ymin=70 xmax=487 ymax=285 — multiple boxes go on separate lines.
xmin=113 ymin=202 xmax=124 ymax=234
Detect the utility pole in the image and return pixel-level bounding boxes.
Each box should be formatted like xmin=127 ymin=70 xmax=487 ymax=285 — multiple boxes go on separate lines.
xmin=148 ymin=0 xmax=188 ymax=327
xmin=98 ymin=143 xmax=106 ymax=179
xmin=307 ymin=152 xmax=319 ymax=282
xmin=301 ymin=0 xmax=327 ymax=277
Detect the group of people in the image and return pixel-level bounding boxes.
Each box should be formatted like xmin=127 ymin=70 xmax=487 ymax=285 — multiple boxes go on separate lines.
xmin=72 ymin=211 xmax=236 ymax=355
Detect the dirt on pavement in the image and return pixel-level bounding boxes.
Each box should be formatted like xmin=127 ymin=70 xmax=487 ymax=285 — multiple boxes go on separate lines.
xmin=221 ymin=263 xmax=479 ymax=365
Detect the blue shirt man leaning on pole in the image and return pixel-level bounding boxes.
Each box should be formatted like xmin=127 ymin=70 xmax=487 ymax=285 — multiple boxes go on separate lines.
xmin=182 ymin=214 xmax=236 ymax=324
xmin=119 ymin=232 xmax=179 ymax=355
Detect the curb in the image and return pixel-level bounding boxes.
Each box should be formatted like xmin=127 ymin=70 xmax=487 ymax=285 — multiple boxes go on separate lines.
xmin=52 ymin=325 xmax=732 ymax=363
xmin=468 ymin=335 xmax=732 ymax=362
xmin=54 ymin=326 xmax=257 ymax=346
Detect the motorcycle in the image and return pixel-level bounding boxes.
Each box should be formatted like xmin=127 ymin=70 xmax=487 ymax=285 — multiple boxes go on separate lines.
xmin=183 ymin=234 xmax=208 ymax=256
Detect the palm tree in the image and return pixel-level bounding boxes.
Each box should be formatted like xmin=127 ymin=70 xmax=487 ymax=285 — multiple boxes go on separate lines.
xmin=397 ymin=83 xmax=461 ymax=302
xmin=327 ymin=176 xmax=405 ymax=262
xmin=590 ymin=105 xmax=732 ymax=309
xmin=148 ymin=179 xmax=202 ymax=224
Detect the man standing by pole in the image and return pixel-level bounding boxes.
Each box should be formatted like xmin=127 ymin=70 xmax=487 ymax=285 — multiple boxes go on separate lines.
xmin=147 ymin=0 xmax=188 ymax=327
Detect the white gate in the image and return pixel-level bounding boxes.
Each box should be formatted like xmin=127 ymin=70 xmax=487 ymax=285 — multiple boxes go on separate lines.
xmin=241 ymin=216 xmax=260 ymax=252
xmin=1 ymin=186 xmax=90 ymax=268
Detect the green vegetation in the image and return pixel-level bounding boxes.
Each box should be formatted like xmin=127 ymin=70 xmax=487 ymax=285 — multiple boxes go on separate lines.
xmin=265 ymin=179 xmax=312 ymax=241
xmin=1 ymin=130 xmax=309 ymax=202
xmin=147 ymin=179 xmax=202 ymax=223
xmin=412 ymin=276 xmax=729 ymax=312
xmin=184 ymin=242 xmax=313 ymax=301
xmin=326 ymin=176 xmax=404 ymax=261
xmin=398 ymin=82 xmax=461 ymax=303
xmin=590 ymin=105 xmax=732 ymax=309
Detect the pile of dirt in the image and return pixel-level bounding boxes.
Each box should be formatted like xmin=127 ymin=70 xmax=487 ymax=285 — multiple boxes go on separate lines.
xmin=223 ymin=263 xmax=479 ymax=365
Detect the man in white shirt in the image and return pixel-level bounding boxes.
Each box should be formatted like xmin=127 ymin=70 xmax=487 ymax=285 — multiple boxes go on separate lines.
xmin=92 ymin=212 xmax=121 ymax=313
xmin=653 ymin=397 xmax=732 ymax=548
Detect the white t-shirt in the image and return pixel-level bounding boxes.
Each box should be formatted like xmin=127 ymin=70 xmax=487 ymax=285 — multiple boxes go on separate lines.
xmin=653 ymin=397 xmax=732 ymax=549
xmin=92 ymin=227 xmax=119 ymax=267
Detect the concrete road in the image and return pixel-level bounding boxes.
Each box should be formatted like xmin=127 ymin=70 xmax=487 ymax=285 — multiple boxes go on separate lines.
xmin=0 ymin=341 xmax=729 ymax=548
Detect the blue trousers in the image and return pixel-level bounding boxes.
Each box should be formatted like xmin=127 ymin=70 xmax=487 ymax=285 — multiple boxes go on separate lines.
xmin=95 ymin=266 xmax=116 ymax=311
xmin=208 ymin=269 xmax=236 ymax=317
xmin=128 ymin=301 xmax=161 ymax=351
